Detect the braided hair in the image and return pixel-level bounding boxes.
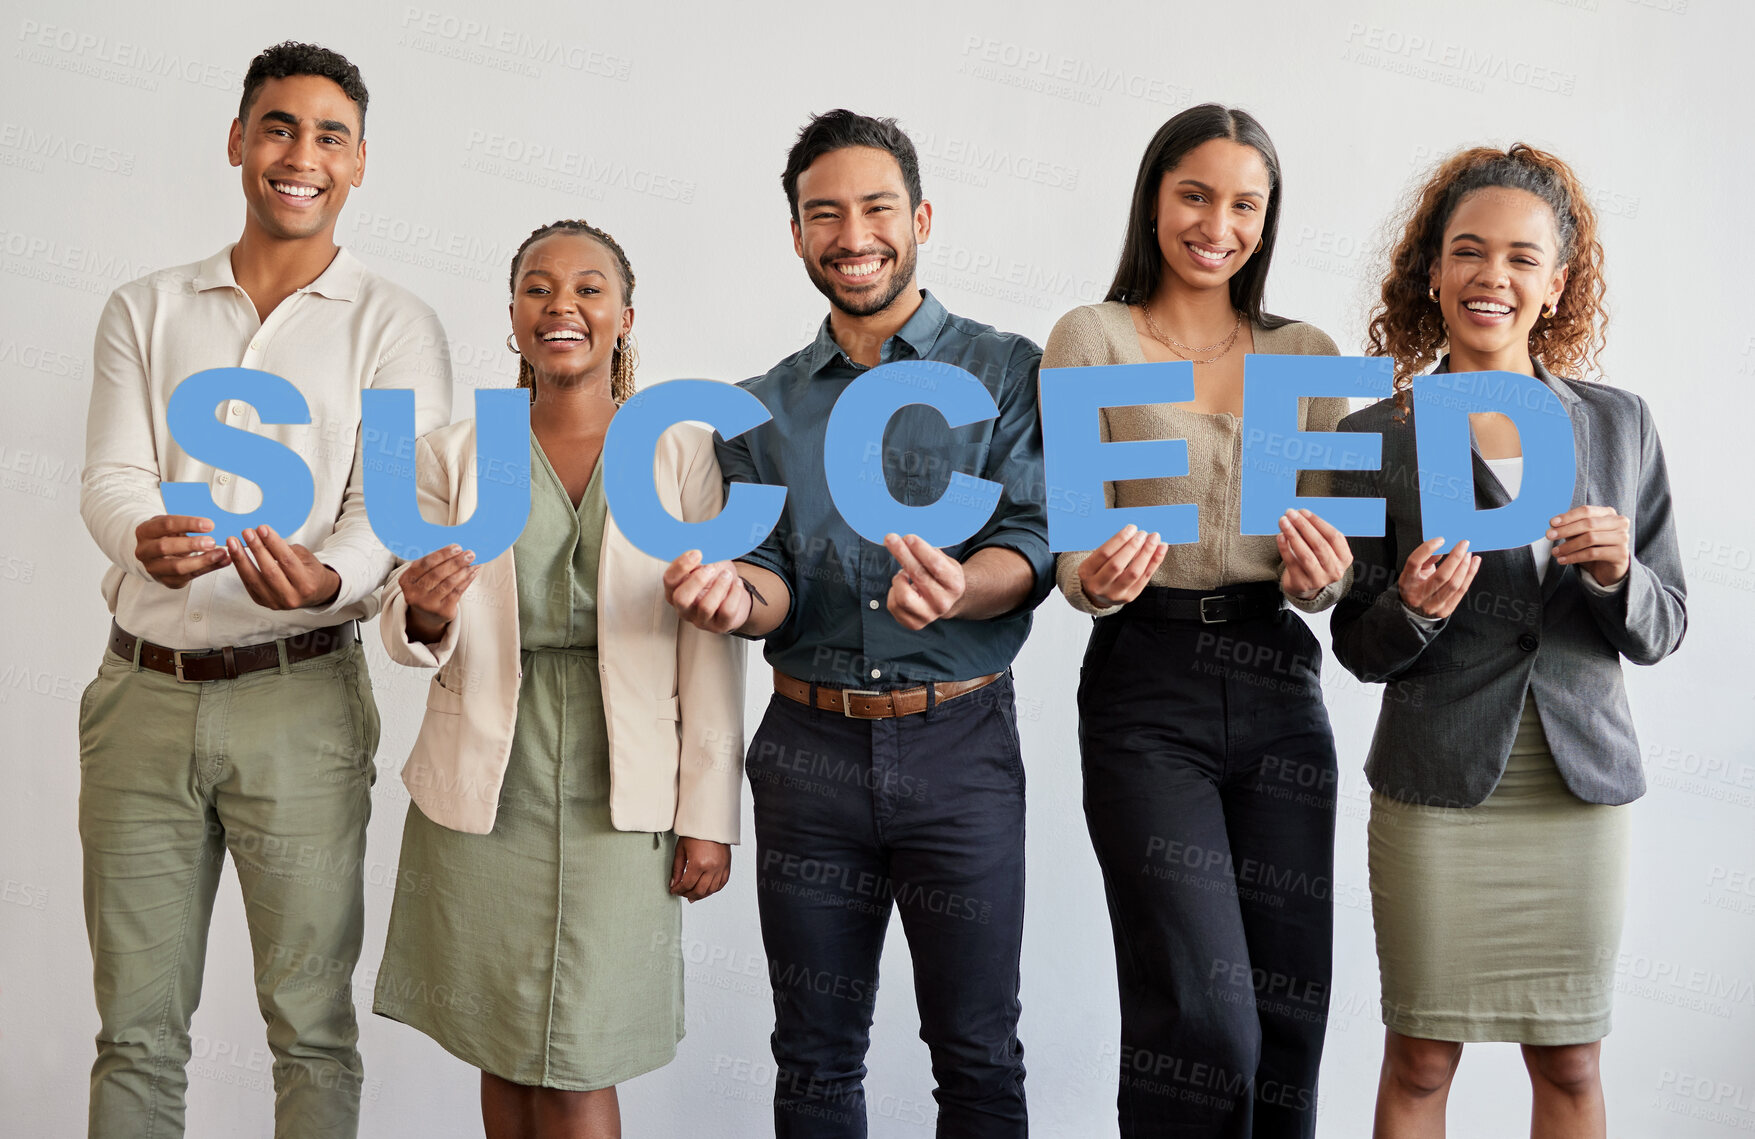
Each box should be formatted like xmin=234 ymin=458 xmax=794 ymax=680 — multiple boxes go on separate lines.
xmin=508 ymin=219 xmax=638 ymax=403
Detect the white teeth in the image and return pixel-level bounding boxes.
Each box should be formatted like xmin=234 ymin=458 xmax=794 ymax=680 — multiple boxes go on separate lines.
xmin=542 ymin=330 xmax=585 ymax=341
xmin=839 ymin=260 xmax=883 ymax=278
xmin=1189 ymin=246 xmax=1229 ymax=263
xmin=272 ymin=182 xmax=319 ymax=198
xmin=1464 ymin=300 xmax=1512 ymax=314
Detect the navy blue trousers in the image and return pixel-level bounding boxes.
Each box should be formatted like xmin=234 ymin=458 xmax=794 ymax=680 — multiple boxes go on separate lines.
xmin=1079 ymin=592 xmax=1337 ymax=1138
xmin=746 ymin=672 xmax=1028 ymax=1138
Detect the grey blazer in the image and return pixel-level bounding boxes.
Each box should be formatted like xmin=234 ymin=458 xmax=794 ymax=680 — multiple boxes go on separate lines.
xmin=1330 ymin=358 xmax=1687 ymax=808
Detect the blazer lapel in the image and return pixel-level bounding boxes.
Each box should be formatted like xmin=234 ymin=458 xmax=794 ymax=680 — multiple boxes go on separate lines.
xmin=1539 ymin=361 xmax=1588 ymax=603
xmin=1469 ymin=439 xmax=1540 ymax=595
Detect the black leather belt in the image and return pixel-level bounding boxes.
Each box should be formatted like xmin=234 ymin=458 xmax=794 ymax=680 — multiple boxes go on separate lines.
xmin=1126 ymin=582 xmax=1286 ymax=624
xmin=108 ymin=619 xmax=358 ymax=682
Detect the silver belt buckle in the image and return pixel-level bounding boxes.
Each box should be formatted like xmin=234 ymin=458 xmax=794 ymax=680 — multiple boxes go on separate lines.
xmin=839 ymin=688 xmax=884 ymax=717
xmin=172 ymin=649 xmax=200 ymax=682
xmin=1198 ymin=595 xmax=1227 ymax=624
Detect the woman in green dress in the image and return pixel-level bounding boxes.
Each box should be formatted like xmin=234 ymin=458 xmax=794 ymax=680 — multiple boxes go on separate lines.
xmin=373 ymin=220 xmax=746 ymax=1138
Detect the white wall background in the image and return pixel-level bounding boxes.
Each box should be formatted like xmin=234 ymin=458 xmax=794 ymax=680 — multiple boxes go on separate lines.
xmin=4 ymin=1 xmax=1752 ymax=1135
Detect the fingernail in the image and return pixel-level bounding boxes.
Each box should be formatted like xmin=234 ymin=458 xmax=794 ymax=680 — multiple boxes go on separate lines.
xmin=464 ymin=551 xmax=475 ymax=563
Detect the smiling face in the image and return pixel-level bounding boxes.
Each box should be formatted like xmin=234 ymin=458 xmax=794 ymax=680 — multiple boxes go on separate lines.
xmin=791 ymin=145 xmax=930 ymax=318
xmin=510 ymin=232 xmax=633 ymax=388
xmin=1430 ymin=187 xmax=1568 ymax=365
xmin=1152 ymin=138 xmax=1271 ymax=293
xmin=228 ymin=74 xmax=365 ymax=244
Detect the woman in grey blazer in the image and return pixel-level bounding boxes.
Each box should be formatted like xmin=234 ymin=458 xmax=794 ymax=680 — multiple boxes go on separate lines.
xmin=1331 ymin=145 xmax=1686 ymax=1138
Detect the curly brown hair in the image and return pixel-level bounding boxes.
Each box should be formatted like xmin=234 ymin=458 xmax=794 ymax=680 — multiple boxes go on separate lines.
xmin=1365 ymin=143 xmax=1606 ymax=415
xmin=508 ymin=220 xmax=638 ymax=403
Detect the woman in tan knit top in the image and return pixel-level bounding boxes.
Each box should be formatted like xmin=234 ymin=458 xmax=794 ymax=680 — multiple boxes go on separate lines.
xmin=1046 ymin=104 xmax=1352 ymax=1139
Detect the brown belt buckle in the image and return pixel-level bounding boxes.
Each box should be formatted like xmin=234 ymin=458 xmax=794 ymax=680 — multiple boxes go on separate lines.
xmin=839 ymin=687 xmax=884 ymax=718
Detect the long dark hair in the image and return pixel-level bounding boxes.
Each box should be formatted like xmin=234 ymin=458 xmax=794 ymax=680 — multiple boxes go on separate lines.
xmin=1105 ymin=103 xmax=1289 ymax=330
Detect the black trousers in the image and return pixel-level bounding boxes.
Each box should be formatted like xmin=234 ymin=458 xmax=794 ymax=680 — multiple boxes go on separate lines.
xmin=1079 ymin=589 xmax=1337 ymax=1138
xmin=746 ymin=673 xmax=1028 ymax=1138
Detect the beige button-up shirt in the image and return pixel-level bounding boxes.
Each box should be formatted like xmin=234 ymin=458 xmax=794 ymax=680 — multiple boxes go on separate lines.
xmin=81 ymin=244 xmax=453 ymax=649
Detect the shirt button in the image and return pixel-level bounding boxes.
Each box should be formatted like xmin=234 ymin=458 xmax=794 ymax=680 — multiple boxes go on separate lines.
xmin=1517 ymin=633 xmax=1539 ymax=652
xmin=217 ymin=473 xmax=231 ymax=484
xmin=190 ymin=611 xmax=204 ymax=622
xmin=869 ymin=599 xmax=880 ymax=609
xmin=870 ymin=668 xmax=881 ymax=679
xmin=250 ymin=339 xmax=263 ymax=352
xmin=229 ymin=404 xmax=243 ymax=418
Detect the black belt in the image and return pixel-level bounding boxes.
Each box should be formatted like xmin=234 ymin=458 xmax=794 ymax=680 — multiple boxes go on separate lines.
xmin=1122 ymin=582 xmax=1286 ymax=624
xmin=108 ymin=619 xmax=358 ymax=682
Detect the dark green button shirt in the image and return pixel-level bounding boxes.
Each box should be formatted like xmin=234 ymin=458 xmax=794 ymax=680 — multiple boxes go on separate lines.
xmin=716 ymin=290 xmax=1052 ymax=687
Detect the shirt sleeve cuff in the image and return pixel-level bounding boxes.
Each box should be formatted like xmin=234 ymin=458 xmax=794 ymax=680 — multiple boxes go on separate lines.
xmin=1578 ymin=568 xmax=1629 ymax=596
xmin=1398 ymin=598 xmax=1444 ymax=629
xmin=307 ymin=548 xmax=379 ymax=616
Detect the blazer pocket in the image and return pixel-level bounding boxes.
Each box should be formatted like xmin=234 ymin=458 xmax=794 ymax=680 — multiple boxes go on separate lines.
xmin=1402 ymin=657 xmax=1467 ymax=676
xmin=655 ymin=694 xmax=680 ymax=722
xmin=427 ymin=674 xmax=465 ymax=714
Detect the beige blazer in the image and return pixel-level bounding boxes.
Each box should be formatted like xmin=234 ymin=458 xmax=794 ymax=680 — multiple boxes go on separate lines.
xmin=379 ymin=417 xmax=745 ymax=842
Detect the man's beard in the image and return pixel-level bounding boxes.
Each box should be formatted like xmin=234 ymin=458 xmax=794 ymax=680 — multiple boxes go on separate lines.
xmin=804 ymin=240 xmax=919 ymax=318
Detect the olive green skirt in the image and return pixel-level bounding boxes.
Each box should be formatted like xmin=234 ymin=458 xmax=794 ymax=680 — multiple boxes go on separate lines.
xmin=1367 ymin=698 xmax=1630 ymax=1045
xmin=374 ymin=647 xmax=683 ymax=1089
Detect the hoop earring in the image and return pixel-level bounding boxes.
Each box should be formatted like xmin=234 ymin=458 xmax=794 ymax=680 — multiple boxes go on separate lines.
xmin=505 ymin=332 xmax=519 ymax=353
xmin=1542 ymin=302 xmax=1557 ymax=319
xmin=1428 ymin=286 xmax=1438 ymax=303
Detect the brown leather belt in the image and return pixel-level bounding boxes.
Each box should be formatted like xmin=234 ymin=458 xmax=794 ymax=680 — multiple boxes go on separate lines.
xmin=108 ymin=619 xmax=358 ymax=682
xmin=774 ymin=668 xmax=1001 ymax=719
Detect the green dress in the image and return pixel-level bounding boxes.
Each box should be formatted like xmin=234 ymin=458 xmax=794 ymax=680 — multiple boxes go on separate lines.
xmin=374 ymin=435 xmax=683 ymax=1089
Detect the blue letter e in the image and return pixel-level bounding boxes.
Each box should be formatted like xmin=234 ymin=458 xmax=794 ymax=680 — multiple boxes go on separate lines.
xmin=161 ymin=368 xmax=315 ymax=544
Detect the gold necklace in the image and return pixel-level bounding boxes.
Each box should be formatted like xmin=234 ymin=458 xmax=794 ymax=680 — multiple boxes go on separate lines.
xmin=1138 ymin=304 xmax=1243 ymax=364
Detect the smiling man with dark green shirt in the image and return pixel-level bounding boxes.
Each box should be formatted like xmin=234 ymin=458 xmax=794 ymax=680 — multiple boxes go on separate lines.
xmin=664 ymin=110 xmax=1048 ymax=1138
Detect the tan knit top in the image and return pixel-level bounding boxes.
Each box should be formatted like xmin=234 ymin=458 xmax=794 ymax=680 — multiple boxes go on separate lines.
xmin=1045 ymin=301 xmax=1351 ymax=616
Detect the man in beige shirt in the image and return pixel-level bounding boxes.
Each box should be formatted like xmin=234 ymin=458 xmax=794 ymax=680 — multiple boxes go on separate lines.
xmin=77 ymin=43 xmax=451 ymax=1139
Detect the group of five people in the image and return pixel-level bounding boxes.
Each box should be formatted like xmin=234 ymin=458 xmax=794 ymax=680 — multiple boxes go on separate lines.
xmin=76 ymin=40 xmax=1686 ymax=1139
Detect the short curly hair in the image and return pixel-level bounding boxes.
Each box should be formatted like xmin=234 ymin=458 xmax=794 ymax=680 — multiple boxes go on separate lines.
xmin=1367 ymin=143 xmax=1606 ymax=415
xmin=239 ymin=42 xmax=369 ymax=135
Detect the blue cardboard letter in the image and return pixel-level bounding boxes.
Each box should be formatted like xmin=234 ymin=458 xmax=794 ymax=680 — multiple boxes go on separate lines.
xmin=601 ymin=379 xmax=787 ymax=564
xmin=363 ymin=388 xmax=532 ymax=563
xmin=1239 ymin=355 xmax=1393 ymax=536
xmin=161 ymin=368 xmax=315 ymax=543
xmin=1039 ymin=361 xmax=1198 ymax=551
xmin=822 ymin=360 xmax=1003 ymax=546
xmin=1412 ymin=370 xmax=1576 ymax=552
